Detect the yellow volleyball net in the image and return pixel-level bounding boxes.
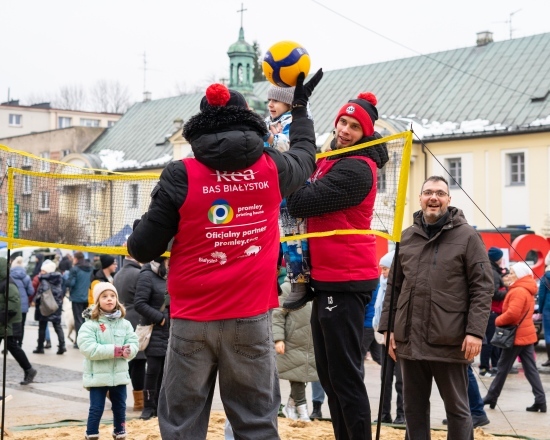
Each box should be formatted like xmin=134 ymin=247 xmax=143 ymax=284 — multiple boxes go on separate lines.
xmin=0 ymin=130 xmax=411 ymax=256
xmin=0 ymin=144 xmax=159 ymax=256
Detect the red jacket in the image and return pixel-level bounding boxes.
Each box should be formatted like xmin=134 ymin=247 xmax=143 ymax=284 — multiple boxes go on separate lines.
xmin=495 ymin=276 xmax=537 ymax=346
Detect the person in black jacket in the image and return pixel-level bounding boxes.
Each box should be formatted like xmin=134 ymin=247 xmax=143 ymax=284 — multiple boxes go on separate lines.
xmin=33 ymin=259 xmax=66 ymax=355
xmin=127 ymin=71 xmax=323 ymax=439
xmin=113 ymin=253 xmax=145 ymax=411
xmin=479 ymin=247 xmax=509 ymax=376
xmin=134 ymin=257 xmax=169 ymax=420
xmin=286 ymin=92 xmax=389 ymax=440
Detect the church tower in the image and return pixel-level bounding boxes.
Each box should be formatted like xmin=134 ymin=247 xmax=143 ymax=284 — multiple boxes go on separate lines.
xmin=227 ymin=5 xmax=265 ymax=113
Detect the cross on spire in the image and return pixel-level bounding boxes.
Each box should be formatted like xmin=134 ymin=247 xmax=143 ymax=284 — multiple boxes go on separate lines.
xmin=237 ymin=3 xmax=247 ymax=28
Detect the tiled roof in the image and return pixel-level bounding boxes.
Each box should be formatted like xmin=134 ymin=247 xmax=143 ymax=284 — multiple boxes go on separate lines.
xmin=87 ymin=32 xmax=550 ymax=168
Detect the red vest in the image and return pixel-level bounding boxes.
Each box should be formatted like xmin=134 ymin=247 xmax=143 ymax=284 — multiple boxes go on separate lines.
xmin=168 ymin=154 xmax=282 ymax=321
xmin=308 ymin=156 xmax=378 ymax=282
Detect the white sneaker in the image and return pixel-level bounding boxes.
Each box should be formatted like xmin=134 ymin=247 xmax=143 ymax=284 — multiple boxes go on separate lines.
xmin=296 ymin=403 xmax=311 ymax=422
xmin=283 ymin=397 xmax=298 ymax=420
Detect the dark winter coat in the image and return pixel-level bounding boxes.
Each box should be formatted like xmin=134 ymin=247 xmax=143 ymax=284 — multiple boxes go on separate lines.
xmin=68 ymin=260 xmax=93 ymax=303
xmin=378 ymin=207 xmax=493 ymax=364
xmin=128 ymin=105 xmax=317 ymax=263
xmin=134 ymin=264 xmax=169 ymax=357
xmin=113 ymin=258 xmax=146 ymax=360
xmin=0 ymin=258 xmax=21 ymax=337
xmin=490 ymin=260 xmax=507 ymax=314
xmin=10 ymin=265 xmax=34 ymax=313
xmin=34 ymin=272 xmax=64 ymax=324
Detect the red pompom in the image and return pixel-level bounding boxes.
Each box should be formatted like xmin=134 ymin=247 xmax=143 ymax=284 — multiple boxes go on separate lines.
xmin=357 ymin=92 xmax=377 ymax=106
xmin=205 ymin=83 xmax=231 ymax=106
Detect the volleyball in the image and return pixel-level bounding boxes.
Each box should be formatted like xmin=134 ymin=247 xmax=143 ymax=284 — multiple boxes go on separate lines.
xmin=262 ymin=41 xmax=311 ymax=88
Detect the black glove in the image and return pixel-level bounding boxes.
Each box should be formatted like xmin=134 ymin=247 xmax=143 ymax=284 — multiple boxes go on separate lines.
xmin=292 ymin=68 xmax=323 ymax=107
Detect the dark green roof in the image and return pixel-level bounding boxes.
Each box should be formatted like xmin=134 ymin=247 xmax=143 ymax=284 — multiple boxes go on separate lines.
xmin=87 ymin=32 xmax=550 ymax=169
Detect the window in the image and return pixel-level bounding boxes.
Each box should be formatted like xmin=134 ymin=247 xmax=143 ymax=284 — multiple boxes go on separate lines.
xmin=23 ymin=175 xmax=32 ymax=195
xmin=507 ymin=153 xmax=525 ymax=185
xmin=80 ymin=118 xmax=100 ymax=127
xmin=22 ymin=155 xmax=32 ymax=168
xmin=58 ymin=117 xmax=72 ymax=128
xmin=107 ymin=120 xmax=116 ymax=127
xmin=22 ymin=211 xmax=32 ymax=231
xmin=39 ymin=191 xmax=50 ymax=211
xmin=129 ymin=184 xmax=139 ymax=208
xmin=61 ymin=149 xmax=71 ymax=157
xmin=40 ymin=152 xmax=50 ymax=172
xmin=377 ymin=165 xmax=387 ymax=193
xmin=86 ymin=188 xmax=92 ymax=210
xmin=9 ymin=114 xmax=22 ymax=126
xmin=446 ymin=158 xmax=462 ymax=187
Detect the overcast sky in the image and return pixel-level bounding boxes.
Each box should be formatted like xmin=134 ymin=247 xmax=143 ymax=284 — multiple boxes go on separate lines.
xmin=2 ymin=0 xmax=548 ymax=107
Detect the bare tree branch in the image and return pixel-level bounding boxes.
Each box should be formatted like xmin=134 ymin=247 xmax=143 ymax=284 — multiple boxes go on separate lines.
xmin=90 ymin=80 xmax=131 ymax=113
xmin=54 ymin=84 xmax=87 ymax=110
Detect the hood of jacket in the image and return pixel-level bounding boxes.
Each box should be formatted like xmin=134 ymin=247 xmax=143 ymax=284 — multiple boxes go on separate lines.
xmin=183 ymin=106 xmax=268 ymax=172
xmin=328 ymin=131 xmax=389 ymax=169
xmin=39 ymin=272 xmax=63 ymax=286
xmin=511 ymin=275 xmax=538 ymax=295
xmin=75 ymin=260 xmax=93 ymax=272
xmin=10 ymin=266 xmax=28 ymax=281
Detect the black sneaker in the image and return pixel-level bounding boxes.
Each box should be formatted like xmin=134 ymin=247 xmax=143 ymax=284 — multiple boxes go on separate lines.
xmin=20 ymin=368 xmax=37 ymax=385
xmin=479 ymin=368 xmax=493 ymax=377
xmin=44 ymin=340 xmax=52 ymax=349
xmin=393 ymin=415 xmax=405 ymax=425
xmin=282 ymin=284 xmax=316 ymax=311
xmin=374 ymin=415 xmax=392 ymax=424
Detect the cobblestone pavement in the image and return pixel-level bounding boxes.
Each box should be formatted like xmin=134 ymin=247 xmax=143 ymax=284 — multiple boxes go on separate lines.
xmin=1 ymin=318 xmax=549 ymax=438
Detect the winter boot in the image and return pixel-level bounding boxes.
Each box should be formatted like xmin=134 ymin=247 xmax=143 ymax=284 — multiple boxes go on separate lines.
xmin=310 ymin=401 xmax=322 ymax=420
xmin=542 ymin=344 xmax=550 ymax=367
xmin=133 ymin=390 xmax=144 ymax=411
xmin=44 ymin=340 xmax=52 ymax=349
xmin=85 ymin=434 xmax=99 ymax=440
xmin=112 ymin=430 xmax=127 ymax=439
xmin=57 ymin=345 xmax=67 ymax=355
xmin=20 ymin=368 xmax=37 ymax=385
xmin=140 ymin=390 xmax=157 ymax=420
xmin=283 ymin=283 xmax=316 ymax=311
xmin=296 ymin=403 xmax=311 ymax=422
xmin=33 ymin=339 xmax=45 ymax=354
xmin=282 ymin=396 xmax=297 ymax=420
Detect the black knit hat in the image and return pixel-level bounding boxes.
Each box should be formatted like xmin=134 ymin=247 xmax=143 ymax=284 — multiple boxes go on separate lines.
xmin=334 ymin=92 xmax=379 ymax=137
xmin=199 ymin=84 xmax=248 ymax=111
xmin=100 ymin=254 xmax=115 ymax=269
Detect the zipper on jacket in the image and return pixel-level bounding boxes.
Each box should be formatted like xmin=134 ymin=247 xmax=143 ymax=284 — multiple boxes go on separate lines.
xmin=433 ymin=244 xmax=439 ymax=267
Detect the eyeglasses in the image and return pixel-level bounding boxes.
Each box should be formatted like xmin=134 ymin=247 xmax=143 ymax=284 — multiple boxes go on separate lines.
xmin=421 ymin=190 xmax=448 ymax=198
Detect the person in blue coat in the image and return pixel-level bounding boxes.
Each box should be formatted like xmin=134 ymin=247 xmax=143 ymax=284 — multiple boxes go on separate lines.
xmin=10 ymin=256 xmax=34 ymax=347
xmin=539 ymin=251 xmax=550 ymax=367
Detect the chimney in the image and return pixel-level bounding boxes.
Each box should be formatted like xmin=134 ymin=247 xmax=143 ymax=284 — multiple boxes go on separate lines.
xmin=143 ymin=91 xmax=152 ymax=102
xmin=173 ymin=118 xmax=184 ymax=131
xmin=476 ymin=31 xmax=493 ymax=46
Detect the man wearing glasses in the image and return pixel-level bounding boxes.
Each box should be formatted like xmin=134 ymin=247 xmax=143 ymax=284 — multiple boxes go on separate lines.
xmin=378 ymin=175 xmax=493 ymax=440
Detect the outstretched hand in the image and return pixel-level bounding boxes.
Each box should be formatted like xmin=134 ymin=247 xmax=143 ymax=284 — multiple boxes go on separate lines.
xmin=292 ymin=68 xmax=324 ymax=107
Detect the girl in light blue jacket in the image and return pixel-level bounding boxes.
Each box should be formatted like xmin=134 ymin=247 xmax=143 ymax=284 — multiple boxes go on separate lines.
xmin=78 ymin=282 xmax=138 ymax=440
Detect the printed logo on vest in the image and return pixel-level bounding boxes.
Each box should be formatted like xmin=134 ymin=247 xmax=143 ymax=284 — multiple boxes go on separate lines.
xmin=239 ymin=245 xmax=262 ymax=258
xmin=208 ymin=199 xmax=234 ymax=224
xmin=198 ymin=251 xmax=228 ymax=265
xmin=212 ymin=170 xmax=257 ymax=182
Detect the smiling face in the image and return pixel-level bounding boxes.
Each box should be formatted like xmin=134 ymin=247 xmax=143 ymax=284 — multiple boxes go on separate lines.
xmin=98 ymin=290 xmax=117 ymax=313
xmin=267 ymin=99 xmax=291 ymax=119
xmin=334 ymin=115 xmax=364 ymax=149
xmin=419 ymin=179 xmax=451 ymax=224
